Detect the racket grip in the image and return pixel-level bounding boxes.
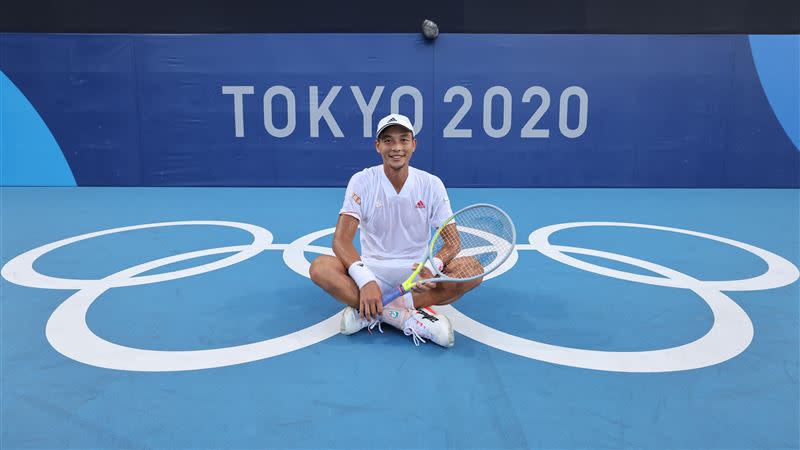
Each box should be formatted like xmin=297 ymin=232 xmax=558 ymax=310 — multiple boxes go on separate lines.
xmin=381 ymin=286 xmax=407 ymax=306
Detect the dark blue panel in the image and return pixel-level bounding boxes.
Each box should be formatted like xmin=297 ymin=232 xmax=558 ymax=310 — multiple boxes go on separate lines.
xmin=1 ymin=34 xmax=797 ymax=187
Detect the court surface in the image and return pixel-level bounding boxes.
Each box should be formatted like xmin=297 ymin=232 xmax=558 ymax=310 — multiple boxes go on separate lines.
xmin=2 ymin=187 xmax=798 ymax=449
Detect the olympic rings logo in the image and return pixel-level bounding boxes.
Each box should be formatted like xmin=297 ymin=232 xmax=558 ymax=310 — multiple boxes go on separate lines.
xmin=2 ymin=220 xmax=797 ymax=373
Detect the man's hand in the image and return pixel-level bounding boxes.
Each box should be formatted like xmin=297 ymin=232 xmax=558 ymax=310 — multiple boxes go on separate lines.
xmin=411 ymin=263 xmax=437 ymax=293
xmin=359 ymin=281 xmax=383 ymax=321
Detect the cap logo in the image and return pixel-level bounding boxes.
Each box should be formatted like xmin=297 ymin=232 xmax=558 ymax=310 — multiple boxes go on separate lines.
xmin=388 ymin=117 xmax=397 ymax=123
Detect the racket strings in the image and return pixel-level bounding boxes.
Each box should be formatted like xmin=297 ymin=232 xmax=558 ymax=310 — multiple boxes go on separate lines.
xmin=432 ymin=205 xmax=515 ymax=280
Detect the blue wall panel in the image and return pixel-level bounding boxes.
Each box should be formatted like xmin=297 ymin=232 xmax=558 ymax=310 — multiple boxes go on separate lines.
xmin=1 ymin=33 xmax=797 ymax=187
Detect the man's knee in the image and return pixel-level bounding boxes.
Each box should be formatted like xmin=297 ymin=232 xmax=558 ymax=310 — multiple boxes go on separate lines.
xmin=309 ymin=255 xmax=329 ymax=286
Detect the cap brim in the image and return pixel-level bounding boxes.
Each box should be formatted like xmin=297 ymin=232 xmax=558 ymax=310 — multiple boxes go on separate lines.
xmin=376 ymin=123 xmax=414 ymax=137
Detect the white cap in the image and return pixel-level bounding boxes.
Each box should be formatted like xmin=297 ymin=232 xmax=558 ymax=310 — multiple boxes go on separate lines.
xmin=375 ymin=114 xmax=414 ymax=137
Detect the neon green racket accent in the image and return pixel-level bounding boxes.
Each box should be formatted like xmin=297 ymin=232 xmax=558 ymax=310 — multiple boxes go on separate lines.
xmin=400 ymin=266 xmax=424 ymax=292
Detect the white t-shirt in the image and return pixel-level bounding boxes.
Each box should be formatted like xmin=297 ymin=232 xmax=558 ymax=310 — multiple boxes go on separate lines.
xmin=340 ymin=165 xmax=453 ymax=263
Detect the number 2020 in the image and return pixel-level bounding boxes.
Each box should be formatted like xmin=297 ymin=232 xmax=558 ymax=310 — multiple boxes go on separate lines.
xmin=443 ymin=86 xmax=588 ymax=139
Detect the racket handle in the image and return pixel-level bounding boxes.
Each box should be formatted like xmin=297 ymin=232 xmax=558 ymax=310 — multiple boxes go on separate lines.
xmin=381 ymin=286 xmax=407 ymax=306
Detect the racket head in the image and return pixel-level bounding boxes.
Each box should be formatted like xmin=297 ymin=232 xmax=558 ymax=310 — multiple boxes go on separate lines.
xmin=429 ymin=203 xmax=516 ymax=281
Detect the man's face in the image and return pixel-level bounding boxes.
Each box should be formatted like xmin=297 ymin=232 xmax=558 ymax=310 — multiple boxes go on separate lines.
xmin=375 ymin=126 xmax=416 ymax=170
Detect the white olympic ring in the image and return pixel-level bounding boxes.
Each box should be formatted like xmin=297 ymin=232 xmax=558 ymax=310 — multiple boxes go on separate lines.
xmin=1 ymin=221 xmax=340 ymax=372
xmin=530 ymin=222 xmax=799 ymax=291
xmin=1 ymin=220 xmax=797 ymax=373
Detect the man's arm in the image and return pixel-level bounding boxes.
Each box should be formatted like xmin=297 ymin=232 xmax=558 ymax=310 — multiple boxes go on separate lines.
xmin=411 ymin=221 xmax=460 ymax=291
xmin=428 ymin=175 xmax=457 ymax=269
xmin=332 ymin=214 xmax=383 ymax=320
xmin=434 ymin=222 xmax=461 ymax=266
xmin=332 ymin=214 xmax=361 ymax=267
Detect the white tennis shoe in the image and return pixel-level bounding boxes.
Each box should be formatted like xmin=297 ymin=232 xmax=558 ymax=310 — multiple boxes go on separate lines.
xmin=382 ymin=306 xmax=454 ymax=348
xmin=340 ymin=306 xmax=382 ymax=335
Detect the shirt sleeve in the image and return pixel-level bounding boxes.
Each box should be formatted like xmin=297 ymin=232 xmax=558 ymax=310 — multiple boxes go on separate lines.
xmin=429 ymin=175 xmax=454 ymax=229
xmin=339 ymin=172 xmax=365 ymax=222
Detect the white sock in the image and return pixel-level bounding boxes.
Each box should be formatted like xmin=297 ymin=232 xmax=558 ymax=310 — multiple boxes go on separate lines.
xmin=402 ymin=291 xmax=415 ymax=309
xmin=382 ymin=297 xmax=412 ymax=330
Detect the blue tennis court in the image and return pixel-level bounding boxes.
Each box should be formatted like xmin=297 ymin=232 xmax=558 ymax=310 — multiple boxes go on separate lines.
xmin=2 ymin=186 xmax=797 ymax=449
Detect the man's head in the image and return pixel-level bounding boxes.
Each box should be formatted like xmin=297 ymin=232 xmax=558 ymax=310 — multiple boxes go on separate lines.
xmin=375 ymin=114 xmax=416 ymax=171
xmin=375 ymin=114 xmax=414 ymax=139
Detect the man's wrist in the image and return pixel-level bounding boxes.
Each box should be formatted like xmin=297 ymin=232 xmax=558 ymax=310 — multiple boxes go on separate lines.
xmin=431 ymin=257 xmax=444 ymax=273
xmin=348 ymin=261 xmax=377 ymax=289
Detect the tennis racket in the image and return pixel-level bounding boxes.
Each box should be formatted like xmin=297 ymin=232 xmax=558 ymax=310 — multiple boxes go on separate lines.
xmin=381 ymin=203 xmax=516 ymax=306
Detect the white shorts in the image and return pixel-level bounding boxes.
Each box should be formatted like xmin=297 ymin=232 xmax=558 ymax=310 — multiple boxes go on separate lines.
xmin=362 ymin=258 xmax=418 ymax=293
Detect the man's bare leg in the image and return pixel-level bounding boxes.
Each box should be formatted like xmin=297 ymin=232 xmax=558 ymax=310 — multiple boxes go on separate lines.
xmin=308 ymin=255 xmax=359 ymax=309
xmin=310 ymin=255 xmax=462 ymax=347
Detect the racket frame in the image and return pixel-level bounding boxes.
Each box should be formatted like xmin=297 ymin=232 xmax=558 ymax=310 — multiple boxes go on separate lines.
xmin=381 ymin=203 xmax=516 ymax=305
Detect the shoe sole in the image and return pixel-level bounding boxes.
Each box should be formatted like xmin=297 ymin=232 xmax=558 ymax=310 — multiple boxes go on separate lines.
xmin=443 ymin=314 xmax=455 ymax=347
xmin=425 ymin=307 xmax=454 ymax=348
xmin=340 ymin=308 xmax=354 ymax=335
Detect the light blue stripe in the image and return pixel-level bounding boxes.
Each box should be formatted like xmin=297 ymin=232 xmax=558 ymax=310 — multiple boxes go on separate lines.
xmin=0 ymin=70 xmax=76 ymax=186
xmin=749 ymin=35 xmax=800 ymax=151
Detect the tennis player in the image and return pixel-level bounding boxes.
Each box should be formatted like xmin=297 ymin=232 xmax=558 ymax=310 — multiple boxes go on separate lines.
xmin=309 ymin=114 xmax=482 ymax=347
